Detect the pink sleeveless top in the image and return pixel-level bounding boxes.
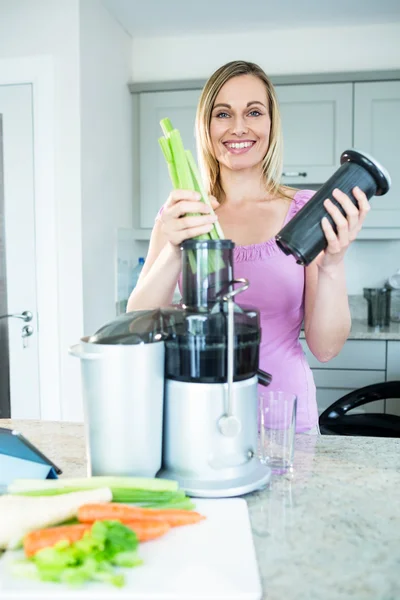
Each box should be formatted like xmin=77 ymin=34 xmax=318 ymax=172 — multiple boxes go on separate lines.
xmin=157 ymin=189 xmax=318 ymax=432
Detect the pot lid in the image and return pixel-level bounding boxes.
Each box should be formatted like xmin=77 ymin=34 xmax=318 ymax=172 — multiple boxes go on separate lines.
xmin=88 ymin=309 xmax=164 ymax=345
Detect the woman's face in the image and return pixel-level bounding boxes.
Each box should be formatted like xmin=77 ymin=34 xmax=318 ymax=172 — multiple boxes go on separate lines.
xmin=209 ymin=74 xmax=271 ymax=172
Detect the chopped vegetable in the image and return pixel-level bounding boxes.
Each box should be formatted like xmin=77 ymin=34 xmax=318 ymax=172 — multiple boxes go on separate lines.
xmin=122 ymin=520 xmax=171 ymax=542
xmin=8 ymin=476 xmax=178 ymax=495
xmin=13 ymin=520 xmax=142 ymax=588
xmin=0 ymin=487 xmax=112 ymax=550
xmin=78 ymin=503 xmax=206 ymax=527
xmin=24 ymin=524 xmax=91 ymax=558
xmin=23 ymin=519 xmax=170 ymax=560
xmin=8 ymin=476 xmax=198 ymax=509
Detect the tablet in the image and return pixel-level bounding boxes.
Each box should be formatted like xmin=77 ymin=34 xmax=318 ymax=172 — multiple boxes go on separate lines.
xmin=0 ymin=427 xmax=62 ymax=488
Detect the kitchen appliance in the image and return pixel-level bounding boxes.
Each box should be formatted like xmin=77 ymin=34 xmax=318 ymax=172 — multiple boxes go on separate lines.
xmin=69 ymin=310 xmax=166 ymax=480
xmin=275 ymin=149 xmax=392 ymax=266
xmin=70 ymin=239 xmax=272 ymax=498
xmin=363 ymin=287 xmax=391 ymax=327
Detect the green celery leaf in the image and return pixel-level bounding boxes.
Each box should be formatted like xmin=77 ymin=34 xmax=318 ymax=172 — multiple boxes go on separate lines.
xmin=90 ymin=520 xmax=139 ymax=561
xmin=111 ymin=550 xmax=144 ymax=568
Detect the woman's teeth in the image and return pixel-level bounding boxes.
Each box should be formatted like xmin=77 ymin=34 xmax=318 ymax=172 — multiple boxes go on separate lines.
xmin=225 ymin=142 xmax=254 ymax=149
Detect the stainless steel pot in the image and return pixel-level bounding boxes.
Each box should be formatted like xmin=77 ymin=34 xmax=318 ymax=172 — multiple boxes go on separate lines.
xmin=69 ymin=336 xmax=165 ymax=478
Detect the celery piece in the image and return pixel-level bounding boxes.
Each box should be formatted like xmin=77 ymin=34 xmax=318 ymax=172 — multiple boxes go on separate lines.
xmin=158 ymin=136 xmax=172 ymax=163
xmin=168 ymin=129 xmax=195 ymax=191
xmin=158 ymin=137 xmax=179 ymax=189
xmin=8 ymin=476 xmax=179 ymax=494
xmin=185 ymin=150 xmax=225 ymax=240
xmin=160 ymin=117 xmax=174 ymax=138
xmin=186 ymin=150 xmax=226 ymax=275
xmin=10 ymin=487 xmax=187 ymax=505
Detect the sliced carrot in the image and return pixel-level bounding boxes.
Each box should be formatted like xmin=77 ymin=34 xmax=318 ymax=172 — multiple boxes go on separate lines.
xmin=139 ymin=509 xmax=206 ymax=527
xmin=123 ymin=520 xmax=170 ymax=542
xmin=78 ymin=503 xmax=206 ymax=527
xmin=23 ymin=524 xmax=91 ymax=558
xmin=23 ymin=519 xmax=171 ymax=558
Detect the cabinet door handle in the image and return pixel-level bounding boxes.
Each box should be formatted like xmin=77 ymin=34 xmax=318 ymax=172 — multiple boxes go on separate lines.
xmin=282 ymin=171 xmax=308 ymax=177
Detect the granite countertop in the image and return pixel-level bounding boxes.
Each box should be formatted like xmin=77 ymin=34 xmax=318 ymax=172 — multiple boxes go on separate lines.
xmin=299 ymin=294 xmax=400 ymax=340
xmin=300 ymin=318 xmax=400 ymax=341
xmin=1 ymin=419 xmax=399 ymax=600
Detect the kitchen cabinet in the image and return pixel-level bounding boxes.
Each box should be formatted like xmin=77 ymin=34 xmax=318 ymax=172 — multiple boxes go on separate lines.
xmin=131 ymin=73 xmax=400 ymax=240
xmin=138 ymin=89 xmax=201 ymax=230
xmin=300 ymin=338 xmax=400 ymax=416
xmin=274 ymin=83 xmax=353 ymax=186
xmin=353 ymin=81 xmax=400 ymax=230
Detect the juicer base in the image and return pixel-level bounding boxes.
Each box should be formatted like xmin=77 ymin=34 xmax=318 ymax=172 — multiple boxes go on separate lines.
xmin=157 ymin=462 xmax=271 ymax=498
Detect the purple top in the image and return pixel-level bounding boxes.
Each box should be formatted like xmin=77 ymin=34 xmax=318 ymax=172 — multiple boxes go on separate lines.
xmin=231 ymin=190 xmax=318 ymax=432
xmin=157 ymin=189 xmax=318 ymax=432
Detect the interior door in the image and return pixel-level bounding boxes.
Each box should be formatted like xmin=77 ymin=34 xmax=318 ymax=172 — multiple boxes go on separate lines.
xmin=0 ymin=84 xmax=40 ymax=419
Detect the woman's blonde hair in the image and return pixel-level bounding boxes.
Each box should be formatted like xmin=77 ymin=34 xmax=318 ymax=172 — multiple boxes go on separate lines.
xmin=195 ymin=60 xmax=286 ymax=201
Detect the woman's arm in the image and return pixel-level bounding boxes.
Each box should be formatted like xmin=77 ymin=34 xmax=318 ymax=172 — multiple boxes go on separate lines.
xmin=304 ymin=258 xmax=351 ymax=362
xmin=126 ymin=222 xmax=181 ymax=311
xmin=304 ymin=186 xmax=370 ymax=362
xmin=126 ymin=190 xmax=218 ymax=311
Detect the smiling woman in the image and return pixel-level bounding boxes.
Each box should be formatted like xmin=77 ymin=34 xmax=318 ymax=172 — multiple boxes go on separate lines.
xmin=126 ymin=60 xmax=371 ymax=433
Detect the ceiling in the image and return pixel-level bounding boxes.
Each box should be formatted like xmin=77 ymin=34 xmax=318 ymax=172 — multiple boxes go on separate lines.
xmin=101 ymin=0 xmax=400 ymax=38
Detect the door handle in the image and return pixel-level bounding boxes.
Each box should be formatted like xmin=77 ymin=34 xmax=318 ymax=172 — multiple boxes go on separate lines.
xmin=0 ymin=310 xmax=33 ymax=323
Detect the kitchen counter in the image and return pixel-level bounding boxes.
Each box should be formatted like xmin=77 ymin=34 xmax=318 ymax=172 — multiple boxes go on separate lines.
xmin=1 ymin=419 xmax=400 ymax=600
xmin=300 ymin=318 xmax=400 ymax=341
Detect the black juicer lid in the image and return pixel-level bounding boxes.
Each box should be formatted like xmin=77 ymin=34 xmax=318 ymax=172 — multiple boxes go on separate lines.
xmin=340 ymin=149 xmax=391 ymax=196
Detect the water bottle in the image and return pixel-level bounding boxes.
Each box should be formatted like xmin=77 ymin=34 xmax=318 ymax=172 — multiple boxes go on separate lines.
xmin=275 ymin=149 xmax=391 ymax=266
xmin=131 ymin=257 xmax=145 ymax=290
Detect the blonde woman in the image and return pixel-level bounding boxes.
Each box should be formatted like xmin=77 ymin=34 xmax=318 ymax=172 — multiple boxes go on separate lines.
xmin=127 ymin=60 xmax=370 ymax=433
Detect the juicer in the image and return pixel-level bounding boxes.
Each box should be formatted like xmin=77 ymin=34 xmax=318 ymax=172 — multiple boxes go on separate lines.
xmin=70 ymin=239 xmax=272 ymax=498
xmin=158 ymin=239 xmax=272 ymax=497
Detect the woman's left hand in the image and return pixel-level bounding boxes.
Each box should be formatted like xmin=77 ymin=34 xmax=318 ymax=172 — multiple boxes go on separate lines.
xmin=319 ymin=186 xmax=370 ymax=268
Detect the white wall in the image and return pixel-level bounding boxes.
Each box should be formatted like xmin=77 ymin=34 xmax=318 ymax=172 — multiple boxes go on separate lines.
xmin=0 ymin=0 xmax=83 ymax=420
xmin=79 ymin=0 xmax=134 ymax=336
xmin=0 ymin=0 xmax=135 ymax=421
xmin=131 ymin=21 xmax=400 ymax=295
xmin=131 ymin=23 xmax=400 ymax=82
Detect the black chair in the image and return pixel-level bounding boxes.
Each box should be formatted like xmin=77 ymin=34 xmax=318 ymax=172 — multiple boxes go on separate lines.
xmin=319 ymin=380 xmax=400 ymax=437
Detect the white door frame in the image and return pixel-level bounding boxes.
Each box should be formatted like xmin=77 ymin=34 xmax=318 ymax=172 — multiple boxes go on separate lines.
xmin=0 ymin=55 xmax=61 ymax=420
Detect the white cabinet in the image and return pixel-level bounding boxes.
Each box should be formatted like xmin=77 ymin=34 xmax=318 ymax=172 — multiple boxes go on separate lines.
xmin=354 ymin=81 xmax=400 ymax=230
xmin=138 ymin=90 xmax=201 ymax=230
xmin=300 ymin=338 xmax=400 ymax=416
xmin=274 ymin=83 xmax=353 ymax=186
xmin=132 ymin=75 xmax=400 ymax=240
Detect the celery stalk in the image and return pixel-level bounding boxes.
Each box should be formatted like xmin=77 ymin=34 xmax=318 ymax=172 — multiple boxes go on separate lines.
xmin=158 ymin=117 xmax=226 ymax=278
xmin=158 ymin=137 xmax=179 ymax=189
xmin=160 ymin=117 xmax=174 ymax=138
xmin=8 ymin=476 xmax=178 ymax=494
xmin=168 ymin=129 xmax=194 ymax=191
xmin=185 ymin=150 xmax=224 ymax=240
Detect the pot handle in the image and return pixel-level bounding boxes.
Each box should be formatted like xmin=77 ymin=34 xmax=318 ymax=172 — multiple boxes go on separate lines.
xmin=68 ymin=344 xmax=104 ymax=360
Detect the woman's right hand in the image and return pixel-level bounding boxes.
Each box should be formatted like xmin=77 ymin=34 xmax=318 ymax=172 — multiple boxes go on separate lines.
xmin=159 ymin=190 xmax=219 ymax=246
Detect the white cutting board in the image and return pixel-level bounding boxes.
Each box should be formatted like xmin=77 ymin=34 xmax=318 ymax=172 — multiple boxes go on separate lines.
xmin=0 ymin=498 xmax=262 ymax=600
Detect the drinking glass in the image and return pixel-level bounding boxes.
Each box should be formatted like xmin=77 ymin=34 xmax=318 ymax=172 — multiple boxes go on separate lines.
xmin=258 ymin=391 xmax=297 ymax=474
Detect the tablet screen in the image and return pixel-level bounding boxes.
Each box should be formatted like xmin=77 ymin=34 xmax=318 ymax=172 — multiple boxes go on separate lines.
xmin=0 ymin=427 xmax=62 ymax=475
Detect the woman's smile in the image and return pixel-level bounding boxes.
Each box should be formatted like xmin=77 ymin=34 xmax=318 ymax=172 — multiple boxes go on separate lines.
xmin=222 ymin=140 xmax=256 ymax=154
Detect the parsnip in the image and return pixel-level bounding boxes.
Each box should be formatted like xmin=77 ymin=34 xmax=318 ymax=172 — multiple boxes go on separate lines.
xmin=0 ymin=487 xmax=112 ymax=549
